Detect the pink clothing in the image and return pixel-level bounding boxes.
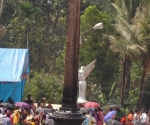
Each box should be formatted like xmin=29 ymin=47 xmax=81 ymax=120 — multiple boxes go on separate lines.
xmin=9 ymin=116 xmax=13 ymax=124
xmin=97 ymin=111 xmax=104 ymax=125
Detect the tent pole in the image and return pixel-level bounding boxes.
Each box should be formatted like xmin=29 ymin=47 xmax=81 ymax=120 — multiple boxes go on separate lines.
xmin=13 ymin=83 xmax=15 ymax=103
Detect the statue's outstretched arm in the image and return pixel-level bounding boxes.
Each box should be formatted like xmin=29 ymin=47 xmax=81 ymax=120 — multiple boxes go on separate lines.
xmin=84 ymin=59 xmax=96 ymax=79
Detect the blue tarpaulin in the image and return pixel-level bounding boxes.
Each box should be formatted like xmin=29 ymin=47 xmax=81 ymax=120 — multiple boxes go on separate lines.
xmin=0 ymin=48 xmax=29 ymax=102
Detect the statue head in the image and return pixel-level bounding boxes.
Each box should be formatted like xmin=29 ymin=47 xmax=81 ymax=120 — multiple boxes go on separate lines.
xmin=79 ymin=66 xmax=85 ymax=73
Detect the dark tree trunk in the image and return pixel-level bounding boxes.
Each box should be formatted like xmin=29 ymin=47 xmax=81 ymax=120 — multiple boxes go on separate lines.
xmin=120 ymin=55 xmax=126 ymax=105
xmin=125 ymin=56 xmax=131 ymax=99
xmin=137 ymin=56 xmax=147 ymax=109
xmin=121 ymin=54 xmax=131 ymax=105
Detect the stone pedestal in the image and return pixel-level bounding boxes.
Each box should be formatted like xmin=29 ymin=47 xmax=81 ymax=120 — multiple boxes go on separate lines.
xmin=52 ymin=109 xmax=85 ymax=125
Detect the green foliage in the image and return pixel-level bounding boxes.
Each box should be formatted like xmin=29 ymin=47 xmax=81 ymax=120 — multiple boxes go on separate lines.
xmin=80 ymin=5 xmax=120 ymax=101
xmin=1 ymin=0 xmax=67 ymax=71
xmin=1 ymin=0 xmax=150 ymax=108
xmin=24 ymin=70 xmax=63 ymax=104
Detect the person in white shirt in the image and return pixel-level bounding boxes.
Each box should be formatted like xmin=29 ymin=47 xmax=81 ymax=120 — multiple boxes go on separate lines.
xmin=0 ymin=110 xmax=4 ymax=125
xmin=141 ymin=110 xmax=149 ymax=125
xmin=86 ymin=112 xmax=97 ymax=125
xmin=134 ymin=109 xmax=140 ymax=121
xmin=140 ymin=108 xmax=146 ymax=121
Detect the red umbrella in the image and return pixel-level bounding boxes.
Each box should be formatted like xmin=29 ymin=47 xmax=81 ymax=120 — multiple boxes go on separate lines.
xmin=84 ymin=102 xmax=100 ymax=108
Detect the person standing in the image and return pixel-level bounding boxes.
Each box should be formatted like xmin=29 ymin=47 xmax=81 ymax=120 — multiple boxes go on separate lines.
xmin=121 ymin=114 xmax=126 ymax=125
xmin=24 ymin=109 xmax=33 ymax=125
xmin=12 ymin=107 xmax=20 ymax=125
xmin=25 ymin=94 xmax=33 ymax=105
xmin=140 ymin=108 xmax=146 ymax=121
xmin=115 ymin=108 xmax=122 ymax=122
xmin=46 ymin=101 xmax=53 ymax=109
xmin=0 ymin=110 xmax=4 ymax=125
xmin=140 ymin=110 xmax=149 ymax=125
xmin=97 ymin=108 xmax=104 ymax=125
xmin=34 ymin=111 xmax=40 ymax=125
xmin=2 ymin=114 xmax=11 ymax=125
xmin=127 ymin=109 xmax=133 ymax=123
xmin=82 ymin=112 xmax=89 ymax=125
xmin=40 ymin=98 xmax=47 ymax=108
xmin=30 ymin=100 xmax=36 ymax=113
xmin=133 ymin=109 xmax=140 ymax=121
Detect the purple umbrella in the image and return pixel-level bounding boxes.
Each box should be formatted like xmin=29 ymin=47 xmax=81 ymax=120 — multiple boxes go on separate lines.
xmin=104 ymin=111 xmax=116 ymax=123
xmin=14 ymin=102 xmax=30 ymax=108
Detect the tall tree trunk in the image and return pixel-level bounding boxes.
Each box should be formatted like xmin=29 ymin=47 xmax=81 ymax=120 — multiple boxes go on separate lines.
xmin=121 ymin=54 xmax=131 ymax=105
xmin=121 ymin=54 xmax=126 ymax=105
xmin=137 ymin=56 xmax=147 ymax=109
xmin=0 ymin=0 xmax=4 ymax=18
xmin=125 ymin=56 xmax=131 ymax=99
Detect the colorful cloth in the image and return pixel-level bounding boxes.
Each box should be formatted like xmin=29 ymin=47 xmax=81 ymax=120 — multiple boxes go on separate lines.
xmin=127 ymin=114 xmax=133 ymax=122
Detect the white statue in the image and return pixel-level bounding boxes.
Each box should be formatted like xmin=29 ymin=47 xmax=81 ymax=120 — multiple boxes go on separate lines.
xmin=77 ymin=59 xmax=96 ymax=104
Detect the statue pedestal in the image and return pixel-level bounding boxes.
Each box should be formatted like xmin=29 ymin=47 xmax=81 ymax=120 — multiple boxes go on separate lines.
xmin=51 ymin=109 xmax=85 ymax=125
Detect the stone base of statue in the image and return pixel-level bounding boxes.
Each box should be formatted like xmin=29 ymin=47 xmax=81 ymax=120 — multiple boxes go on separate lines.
xmin=77 ymin=98 xmax=88 ymax=104
xmin=77 ymin=81 xmax=88 ymax=104
xmin=51 ymin=106 xmax=85 ymax=125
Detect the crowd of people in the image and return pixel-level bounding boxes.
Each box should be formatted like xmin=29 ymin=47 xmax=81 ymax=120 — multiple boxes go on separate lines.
xmin=0 ymin=94 xmax=149 ymax=125
xmin=80 ymin=106 xmax=150 ymax=125
xmin=0 ymin=95 xmax=55 ymax=125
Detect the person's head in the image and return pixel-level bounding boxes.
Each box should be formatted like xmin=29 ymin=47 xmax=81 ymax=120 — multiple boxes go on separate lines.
xmin=128 ymin=109 xmax=133 ymax=114
xmin=27 ymin=94 xmax=31 ymax=100
xmin=15 ymin=106 xmax=19 ymax=110
xmin=141 ymin=108 xmax=145 ymax=113
xmin=35 ymin=111 xmax=39 ymax=115
xmin=4 ymin=109 xmax=7 ymax=114
xmin=23 ymin=109 xmax=28 ymax=114
xmin=27 ymin=109 xmax=31 ymax=115
xmin=116 ymin=108 xmax=120 ymax=112
xmin=145 ymin=110 xmax=149 ymax=115
xmin=9 ymin=109 xmax=13 ymax=114
xmin=135 ymin=109 xmax=140 ymax=114
xmin=78 ymin=104 xmax=83 ymax=108
xmin=48 ymin=101 xmax=52 ymax=105
xmin=42 ymin=98 xmax=46 ymax=102
xmin=97 ymin=107 xmax=102 ymax=112
xmin=7 ymin=113 xmax=10 ymax=117
xmin=122 ymin=113 xmax=126 ymax=117
xmin=92 ymin=112 xmax=95 ymax=117
xmin=31 ymin=100 xmax=34 ymax=104
xmin=32 ymin=118 xmax=34 ymax=122
xmin=109 ymin=109 xmax=113 ymax=111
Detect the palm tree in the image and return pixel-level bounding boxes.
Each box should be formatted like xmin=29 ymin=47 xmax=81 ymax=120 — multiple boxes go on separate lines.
xmin=132 ymin=3 xmax=150 ymax=109
xmin=19 ymin=2 xmax=36 ymax=48
xmin=107 ymin=1 xmax=150 ymax=109
xmin=99 ymin=0 xmax=142 ymax=105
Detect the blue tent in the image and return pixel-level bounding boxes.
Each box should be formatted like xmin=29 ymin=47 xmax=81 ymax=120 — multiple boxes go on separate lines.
xmin=0 ymin=48 xmax=29 ymax=102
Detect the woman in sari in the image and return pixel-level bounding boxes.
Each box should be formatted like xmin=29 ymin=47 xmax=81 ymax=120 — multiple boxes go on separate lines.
xmin=127 ymin=109 xmax=134 ymax=125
